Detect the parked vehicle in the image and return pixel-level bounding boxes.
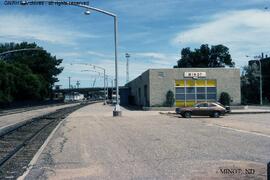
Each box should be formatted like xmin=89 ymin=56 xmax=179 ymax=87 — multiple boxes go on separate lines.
xmin=215 ymin=102 xmax=231 ymax=113
xmin=175 ymin=102 xmax=227 ymax=118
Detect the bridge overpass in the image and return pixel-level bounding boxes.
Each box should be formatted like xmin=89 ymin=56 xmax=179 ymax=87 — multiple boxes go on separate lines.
xmin=53 ymin=86 xmax=130 ymax=105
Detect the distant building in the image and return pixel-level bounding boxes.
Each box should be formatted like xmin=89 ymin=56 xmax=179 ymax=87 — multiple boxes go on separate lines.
xmin=126 ymin=68 xmax=240 ymax=107
xmin=64 ymin=92 xmax=84 ymax=102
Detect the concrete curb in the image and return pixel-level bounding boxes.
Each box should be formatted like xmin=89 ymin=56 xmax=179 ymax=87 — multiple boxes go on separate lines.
xmin=160 ymin=111 xmax=270 ymax=115
xmin=230 ymin=111 xmax=270 ymax=114
xmin=17 ymin=115 xmax=67 ymax=180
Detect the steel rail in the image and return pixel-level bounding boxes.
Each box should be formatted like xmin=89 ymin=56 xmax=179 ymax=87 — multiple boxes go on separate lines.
xmin=0 ymin=103 xmax=92 ymax=168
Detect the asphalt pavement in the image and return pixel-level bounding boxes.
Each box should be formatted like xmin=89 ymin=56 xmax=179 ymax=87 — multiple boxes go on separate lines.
xmin=24 ymin=103 xmax=270 ymax=180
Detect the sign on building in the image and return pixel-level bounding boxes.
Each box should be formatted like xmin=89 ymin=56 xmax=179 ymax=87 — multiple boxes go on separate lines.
xmin=184 ymin=72 xmax=206 ymax=78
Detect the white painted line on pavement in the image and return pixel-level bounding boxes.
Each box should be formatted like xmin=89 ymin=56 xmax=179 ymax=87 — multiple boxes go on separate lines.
xmin=214 ymin=125 xmax=270 ymax=138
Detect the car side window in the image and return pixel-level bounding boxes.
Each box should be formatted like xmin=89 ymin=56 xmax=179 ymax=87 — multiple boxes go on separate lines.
xmin=202 ymin=103 xmax=208 ymax=107
xmin=197 ymin=103 xmax=208 ymax=107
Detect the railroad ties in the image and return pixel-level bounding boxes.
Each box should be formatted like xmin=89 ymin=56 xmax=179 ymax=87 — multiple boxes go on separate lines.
xmin=0 ymin=103 xmax=90 ymax=179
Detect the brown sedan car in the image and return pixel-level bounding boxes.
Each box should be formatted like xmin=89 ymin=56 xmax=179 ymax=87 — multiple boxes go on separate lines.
xmin=175 ymin=102 xmax=227 ymax=118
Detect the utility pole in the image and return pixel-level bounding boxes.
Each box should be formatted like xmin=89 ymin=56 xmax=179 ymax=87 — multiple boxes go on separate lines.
xmin=125 ymin=53 xmax=130 ymax=83
xmin=259 ymin=52 xmax=264 ymax=105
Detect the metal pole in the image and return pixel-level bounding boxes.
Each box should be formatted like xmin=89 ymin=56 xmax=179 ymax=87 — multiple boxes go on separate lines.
xmin=125 ymin=53 xmax=130 ymax=84
xmin=113 ymin=16 xmax=121 ymax=114
xmin=0 ymin=48 xmax=43 ymax=57
xmin=68 ymin=77 xmax=71 ymax=89
xmin=127 ymin=56 xmax=129 ymax=83
xmin=106 ymin=76 xmax=109 ymax=101
xmin=258 ymin=60 xmax=263 ymax=105
xmin=103 ymin=69 xmax=107 ymax=105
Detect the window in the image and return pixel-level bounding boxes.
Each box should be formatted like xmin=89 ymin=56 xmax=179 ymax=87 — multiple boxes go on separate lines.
xmin=186 ymin=87 xmax=195 ymax=93
xmin=175 ymin=87 xmax=185 ymax=93
xmin=186 ymin=94 xmax=195 ymax=100
xmin=175 ymin=79 xmax=217 ymax=107
xmin=176 ymin=94 xmax=185 ymax=100
xmin=158 ymin=72 xmax=165 ymax=78
xmin=207 ymin=94 xmax=216 ymax=100
xmin=197 ymin=94 xmax=205 ymax=100
xmin=197 ymin=87 xmax=205 ymax=93
xmin=209 ymin=103 xmax=217 ymax=107
xmin=196 ymin=103 xmax=208 ymax=107
xmin=207 ymin=87 xmax=216 ymax=93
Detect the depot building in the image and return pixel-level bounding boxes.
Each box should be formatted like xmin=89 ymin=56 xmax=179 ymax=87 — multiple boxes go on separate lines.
xmin=125 ymin=68 xmax=240 ymax=107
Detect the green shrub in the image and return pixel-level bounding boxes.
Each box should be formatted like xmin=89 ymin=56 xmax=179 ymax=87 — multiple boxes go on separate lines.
xmin=219 ymin=92 xmax=231 ymax=106
xmin=165 ymin=90 xmax=175 ymax=107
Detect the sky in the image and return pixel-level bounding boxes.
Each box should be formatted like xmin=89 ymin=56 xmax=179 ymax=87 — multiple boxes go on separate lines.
xmin=1 ymin=0 xmax=270 ymax=88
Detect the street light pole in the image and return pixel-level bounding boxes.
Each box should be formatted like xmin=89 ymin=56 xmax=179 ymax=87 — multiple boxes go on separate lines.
xmin=113 ymin=16 xmax=121 ymax=115
xmin=0 ymin=48 xmax=44 ymax=59
xmin=21 ymin=0 xmax=121 ymax=116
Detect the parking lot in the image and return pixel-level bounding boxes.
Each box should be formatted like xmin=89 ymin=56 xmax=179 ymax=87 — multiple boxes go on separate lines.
xmin=167 ymin=112 xmax=270 ymax=137
xmin=26 ymin=103 xmax=270 ymax=179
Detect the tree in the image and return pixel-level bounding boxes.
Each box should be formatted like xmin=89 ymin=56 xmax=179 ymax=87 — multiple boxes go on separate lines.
xmin=174 ymin=44 xmax=235 ymax=68
xmin=0 ymin=42 xmax=63 ymax=89
xmin=241 ymin=65 xmax=260 ymax=104
xmin=165 ymin=90 xmax=175 ymax=107
xmin=0 ymin=42 xmax=63 ymax=105
xmin=219 ymin=92 xmax=231 ymax=106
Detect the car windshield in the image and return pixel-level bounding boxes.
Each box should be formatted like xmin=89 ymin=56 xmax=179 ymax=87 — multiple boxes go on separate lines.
xmin=214 ymin=102 xmax=225 ymax=108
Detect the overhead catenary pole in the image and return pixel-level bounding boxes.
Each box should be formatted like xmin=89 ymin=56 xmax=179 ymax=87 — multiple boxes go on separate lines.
xmin=76 ymin=80 xmax=80 ymax=88
xmin=68 ymin=76 xmax=71 ymax=89
xmin=79 ymin=63 xmax=107 ymax=105
xmin=125 ymin=53 xmax=130 ymax=83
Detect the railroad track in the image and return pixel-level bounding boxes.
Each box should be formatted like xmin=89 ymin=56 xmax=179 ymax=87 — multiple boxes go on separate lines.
xmin=0 ymin=102 xmax=77 ymax=117
xmin=0 ymin=102 xmax=92 ymax=179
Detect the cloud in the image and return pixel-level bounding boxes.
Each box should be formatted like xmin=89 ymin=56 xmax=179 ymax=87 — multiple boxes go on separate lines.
xmin=58 ymin=51 xmax=179 ymax=87
xmin=0 ymin=13 xmax=98 ymax=44
xmin=134 ymin=52 xmax=178 ymax=66
xmin=86 ymin=51 xmax=111 ymax=58
xmin=172 ymin=9 xmax=270 ymax=66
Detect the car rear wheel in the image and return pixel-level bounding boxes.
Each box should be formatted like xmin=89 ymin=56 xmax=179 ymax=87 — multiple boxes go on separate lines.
xmin=212 ymin=111 xmax=220 ymax=118
xmin=183 ymin=111 xmax=191 ymax=118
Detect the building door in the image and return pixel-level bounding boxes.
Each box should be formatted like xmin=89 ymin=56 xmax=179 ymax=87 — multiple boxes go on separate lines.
xmin=138 ymin=88 xmax=141 ymax=106
xmin=175 ymin=79 xmax=217 ymax=107
xmin=144 ymin=85 xmax=148 ymax=106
